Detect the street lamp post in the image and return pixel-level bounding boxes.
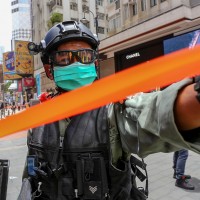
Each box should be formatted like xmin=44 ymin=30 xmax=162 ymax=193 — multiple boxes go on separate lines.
xmin=81 ymin=10 xmax=98 ymax=37
xmin=81 ymin=10 xmax=100 ymax=78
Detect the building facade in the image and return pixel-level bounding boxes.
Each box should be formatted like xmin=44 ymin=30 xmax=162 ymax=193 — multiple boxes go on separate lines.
xmin=30 ymin=0 xmax=200 ymax=93
xmin=11 ymin=0 xmax=32 ymax=42
xmin=0 ymin=46 xmax=4 ymax=64
xmin=99 ymin=0 xmax=200 ymax=78
xmin=31 ymin=0 xmax=106 ymax=93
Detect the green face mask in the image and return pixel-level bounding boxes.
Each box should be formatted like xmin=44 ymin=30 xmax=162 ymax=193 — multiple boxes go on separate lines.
xmin=53 ymin=62 xmax=97 ymax=91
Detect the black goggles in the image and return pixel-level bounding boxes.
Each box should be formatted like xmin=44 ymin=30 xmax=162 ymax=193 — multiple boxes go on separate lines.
xmin=50 ymin=49 xmax=96 ymax=66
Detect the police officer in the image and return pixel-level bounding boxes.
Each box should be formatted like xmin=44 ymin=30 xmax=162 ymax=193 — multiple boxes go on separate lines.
xmin=19 ymin=21 xmax=200 ymax=200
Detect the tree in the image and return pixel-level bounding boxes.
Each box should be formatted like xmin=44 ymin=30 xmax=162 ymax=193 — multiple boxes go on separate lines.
xmin=47 ymin=12 xmax=63 ymax=29
xmin=3 ymin=81 xmax=12 ymax=93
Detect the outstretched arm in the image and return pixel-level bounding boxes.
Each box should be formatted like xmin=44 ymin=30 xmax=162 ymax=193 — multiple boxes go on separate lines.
xmin=117 ymin=78 xmax=200 ymax=157
xmin=174 ymin=83 xmax=200 ymax=131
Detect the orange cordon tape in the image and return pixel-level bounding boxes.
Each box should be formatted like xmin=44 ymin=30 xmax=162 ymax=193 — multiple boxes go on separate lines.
xmin=1 ymin=45 xmax=200 ymax=138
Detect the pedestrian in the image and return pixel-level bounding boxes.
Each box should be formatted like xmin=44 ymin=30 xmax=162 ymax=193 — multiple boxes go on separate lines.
xmin=11 ymin=102 xmax=16 ymax=115
xmin=22 ymin=100 xmax=26 ymax=109
xmin=173 ymin=150 xmax=195 ymax=190
xmin=0 ymin=102 xmax=4 ymax=119
xmin=18 ymin=20 xmax=200 ymax=200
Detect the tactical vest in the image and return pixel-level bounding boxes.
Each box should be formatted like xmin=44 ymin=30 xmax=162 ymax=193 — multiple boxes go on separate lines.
xmin=25 ymin=105 xmax=147 ymax=200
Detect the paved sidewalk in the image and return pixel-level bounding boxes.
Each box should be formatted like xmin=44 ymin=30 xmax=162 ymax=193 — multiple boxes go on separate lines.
xmin=0 ymin=130 xmax=200 ymax=200
xmin=144 ymin=151 xmax=200 ymax=200
xmin=0 ymin=130 xmax=27 ymax=200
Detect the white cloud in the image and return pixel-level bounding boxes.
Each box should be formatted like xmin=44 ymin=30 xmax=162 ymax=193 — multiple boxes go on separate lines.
xmin=0 ymin=1 xmax=12 ymax=52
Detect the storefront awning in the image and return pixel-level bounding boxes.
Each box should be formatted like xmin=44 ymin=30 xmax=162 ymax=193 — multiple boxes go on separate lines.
xmin=8 ymin=83 xmax=17 ymax=90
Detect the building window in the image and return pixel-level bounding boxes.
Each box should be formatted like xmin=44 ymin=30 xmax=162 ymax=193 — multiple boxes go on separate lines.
xmin=97 ymin=27 xmax=104 ymax=34
xmin=115 ymin=0 xmax=120 ymax=9
xmin=82 ymin=5 xmax=89 ymax=12
xmin=11 ymin=0 xmax=18 ymax=5
xmin=124 ymin=4 xmax=129 ymax=20
xmin=70 ymin=3 xmax=78 ymax=11
xmin=57 ymin=0 xmax=62 ymax=6
xmin=133 ymin=3 xmax=137 ymax=16
xmin=160 ymin=0 xmax=166 ymax=2
xmin=12 ymin=7 xmax=19 ymax=13
xmin=108 ymin=15 xmax=121 ymax=31
xmin=96 ymin=0 xmax=103 ymax=6
xmin=150 ymin=0 xmax=157 ymax=7
xmin=97 ymin=12 xmax=105 ymax=20
xmin=97 ymin=27 xmax=105 ymax=34
xmin=141 ymin=0 xmax=146 ymax=11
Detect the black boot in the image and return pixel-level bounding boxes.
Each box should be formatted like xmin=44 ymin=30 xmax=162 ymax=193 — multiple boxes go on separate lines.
xmin=173 ymin=169 xmax=191 ymax=179
xmin=175 ymin=176 xmax=195 ymax=190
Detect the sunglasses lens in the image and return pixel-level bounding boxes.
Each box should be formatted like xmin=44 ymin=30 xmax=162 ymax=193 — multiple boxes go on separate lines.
xmin=52 ymin=49 xmax=96 ymax=66
xmin=77 ymin=49 xmax=95 ymax=63
xmin=53 ymin=51 xmax=73 ymax=66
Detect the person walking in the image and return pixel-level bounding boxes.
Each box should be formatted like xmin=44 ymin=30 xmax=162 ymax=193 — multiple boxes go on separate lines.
xmin=11 ymin=102 xmax=16 ymax=115
xmin=173 ymin=150 xmax=195 ymax=190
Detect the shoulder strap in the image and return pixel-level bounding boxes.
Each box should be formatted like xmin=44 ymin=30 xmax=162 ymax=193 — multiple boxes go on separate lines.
xmin=130 ymin=155 xmax=149 ymax=197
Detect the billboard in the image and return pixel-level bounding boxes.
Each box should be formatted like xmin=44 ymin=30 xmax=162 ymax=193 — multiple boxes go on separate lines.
xmin=3 ymin=52 xmax=15 ymax=74
xmin=3 ymin=51 xmax=22 ymax=80
xmin=14 ymin=40 xmax=34 ymax=75
xmin=23 ymin=77 xmax=35 ymax=87
xmin=114 ymin=36 xmax=169 ymax=72
xmin=163 ymin=29 xmax=200 ymax=54
xmin=4 ymin=74 xmax=22 ymax=80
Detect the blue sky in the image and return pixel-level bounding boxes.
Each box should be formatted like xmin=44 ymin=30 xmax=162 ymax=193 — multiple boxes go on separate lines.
xmin=0 ymin=1 xmax=12 ymax=51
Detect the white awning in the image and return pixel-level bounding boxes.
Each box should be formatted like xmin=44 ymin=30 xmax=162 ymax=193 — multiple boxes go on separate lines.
xmin=8 ymin=83 xmax=17 ymax=90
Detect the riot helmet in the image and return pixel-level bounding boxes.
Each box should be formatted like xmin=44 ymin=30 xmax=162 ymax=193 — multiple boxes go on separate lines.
xmin=28 ymin=20 xmax=100 ymax=79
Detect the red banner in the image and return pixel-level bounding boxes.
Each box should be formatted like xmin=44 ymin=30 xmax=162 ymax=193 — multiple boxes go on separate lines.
xmin=18 ymin=79 xmax=23 ymax=92
xmin=23 ymin=77 xmax=35 ymax=87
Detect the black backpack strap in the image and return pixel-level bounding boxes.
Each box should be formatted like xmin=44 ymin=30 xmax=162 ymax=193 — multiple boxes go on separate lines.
xmin=100 ymin=157 xmax=109 ymax=196
xmin=130 ymin=155 xmax=149 ymax=197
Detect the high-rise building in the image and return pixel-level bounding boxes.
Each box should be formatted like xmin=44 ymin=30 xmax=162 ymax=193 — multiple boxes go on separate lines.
xmin=0 ymin=46 xmax=5 ymax=64
xmin=11 ymin=0 xmax=32 ymax=42
xmin=10 ymin=0 xmax=34 ymax=104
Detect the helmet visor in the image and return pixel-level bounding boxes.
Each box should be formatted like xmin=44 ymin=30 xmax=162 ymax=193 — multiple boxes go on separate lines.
xmin=50 ymin=49 xmax=96 ymax=66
